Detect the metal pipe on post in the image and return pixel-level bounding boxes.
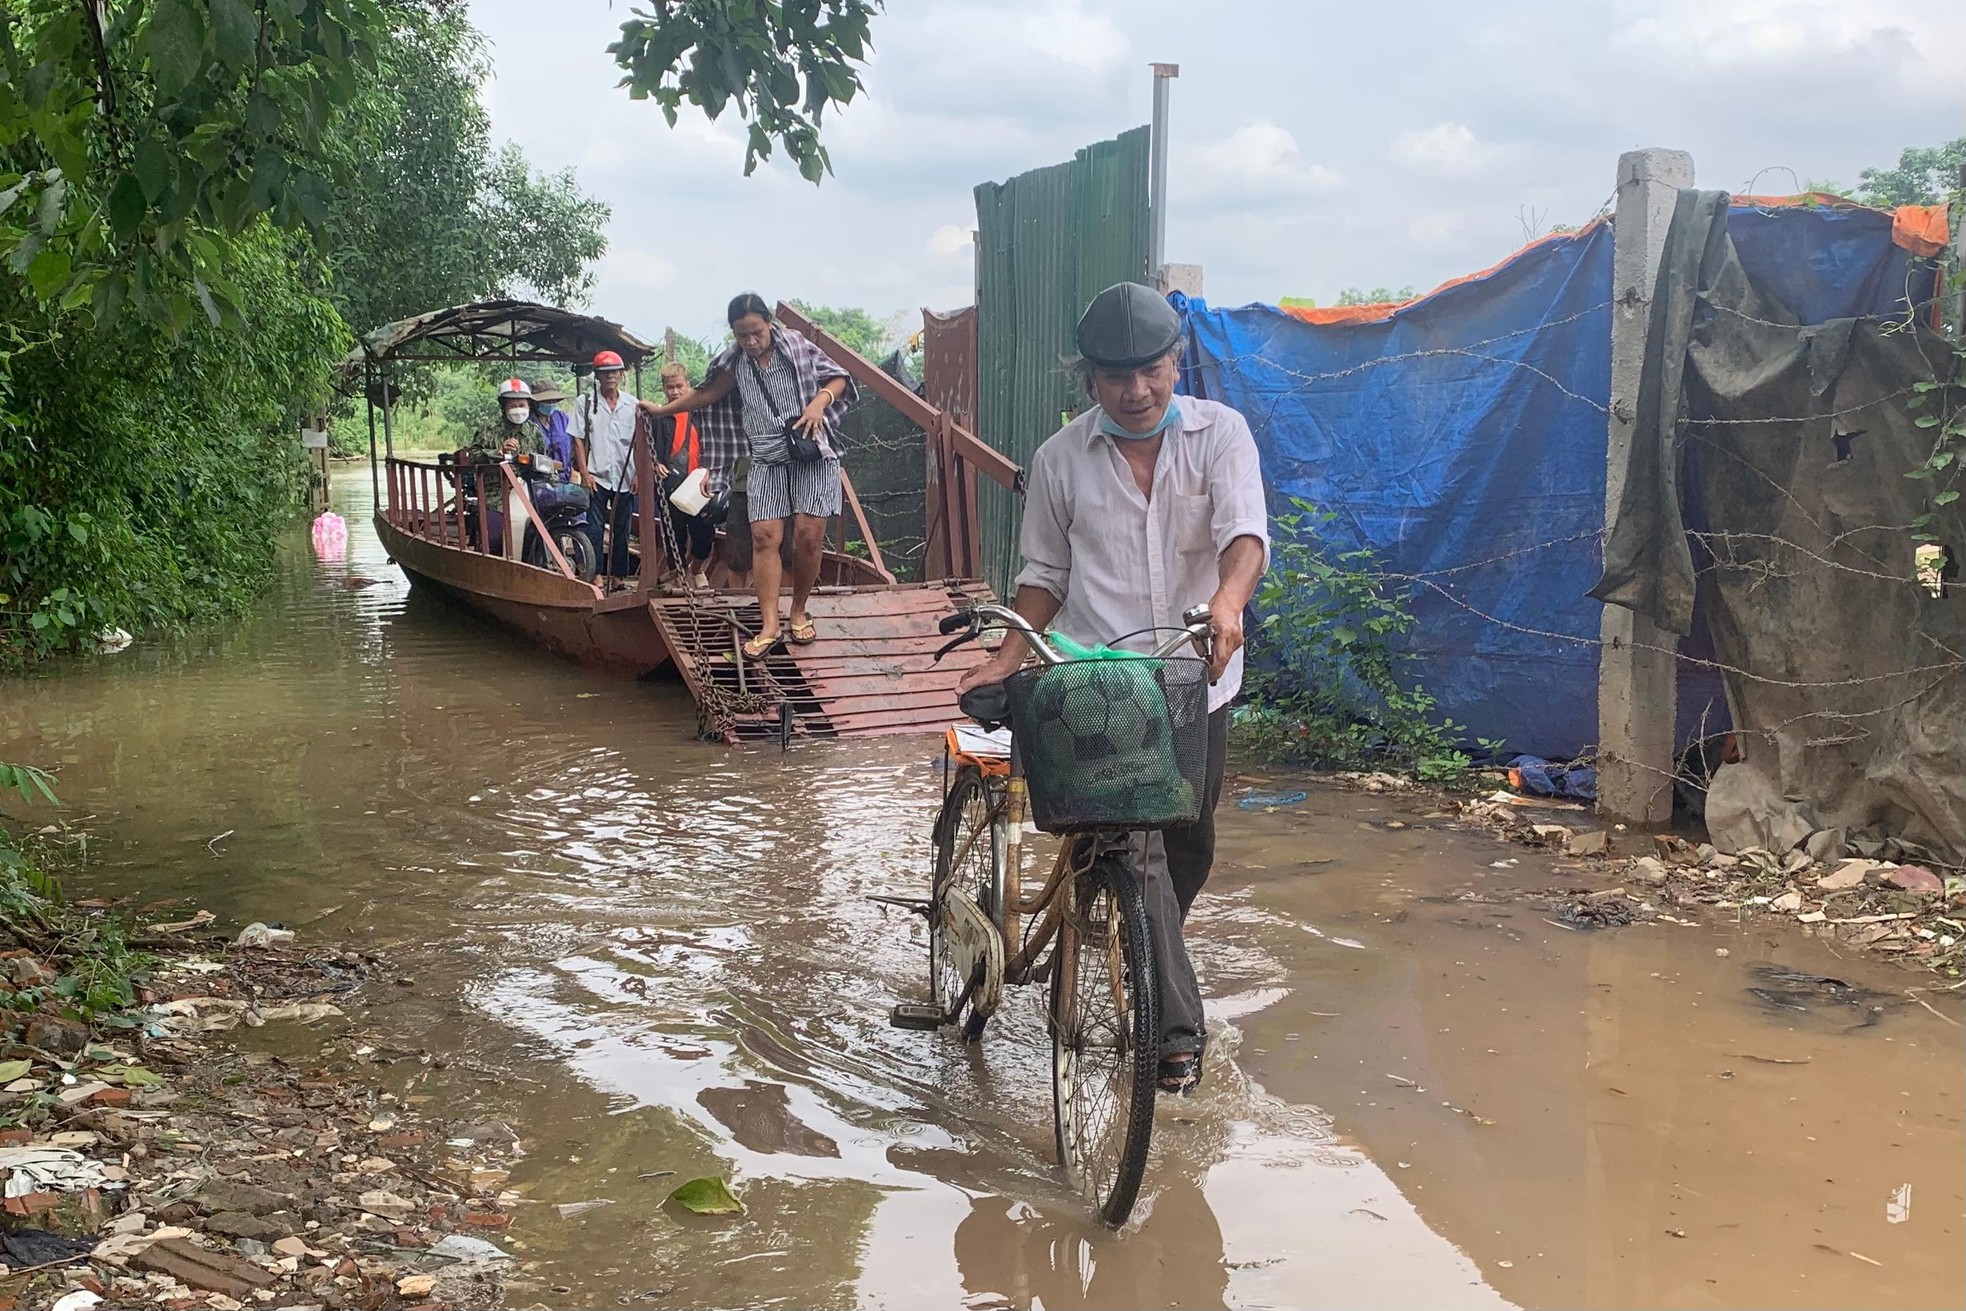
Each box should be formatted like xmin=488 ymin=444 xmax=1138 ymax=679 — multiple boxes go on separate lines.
xmin=1597 ymin=147 xmax=1694 ymax=826
xmin=1148 ymin=63 xmax=1179 ymax=285
xmin=365 ymin=362 xmax=380 ymax=507
xmin=1952 ymin=163 xmax=1966 ymax=337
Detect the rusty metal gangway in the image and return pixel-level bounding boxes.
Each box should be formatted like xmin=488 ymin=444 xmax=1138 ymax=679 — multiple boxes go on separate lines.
xmin=646 ymin=580 xmax=998 ymax=743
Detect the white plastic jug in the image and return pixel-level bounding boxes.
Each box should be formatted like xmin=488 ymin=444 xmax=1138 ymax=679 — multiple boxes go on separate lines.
xmin=669 ymin=467 xmax=712 ymax=515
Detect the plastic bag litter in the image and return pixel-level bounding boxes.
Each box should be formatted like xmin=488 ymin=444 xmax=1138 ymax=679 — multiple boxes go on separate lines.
xmin=428 ymin=1233 xmax=513 ymax=1263
xmin=0 ymin=1146 xmax=127 ymax=1195
xmin=235 ymin=922 xmax=296 ymax=949
xmin=311 ymin=511 xmax=348 ymax=560
xmin=1238 ymin=790 xmax=1308 ymax=811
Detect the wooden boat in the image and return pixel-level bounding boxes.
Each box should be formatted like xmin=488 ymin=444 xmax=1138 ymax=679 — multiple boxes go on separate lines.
xmin=346 ymin=300 xmax=1014 ymax=741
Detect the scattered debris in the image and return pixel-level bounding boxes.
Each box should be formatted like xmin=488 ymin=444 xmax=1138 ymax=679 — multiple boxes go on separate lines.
xmin=1887 ymin=1183 xmax=1912 ymax=1225
xmin=1886 ymin=866 xmax=1944 ymax=896
xmin=1565 ymin=830 xmax=1610 ymax=857
xmin=0 ymin=906 xmax=513 ymax=1309
xmin=234 ymin=921 xmax=297 ymax=949
xmin=1453 ymin=792 xmax=1965 ymax=979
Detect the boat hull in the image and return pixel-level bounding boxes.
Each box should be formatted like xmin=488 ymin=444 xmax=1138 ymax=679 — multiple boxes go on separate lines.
xmin=374 ymin=513 xmax=669 ymax=676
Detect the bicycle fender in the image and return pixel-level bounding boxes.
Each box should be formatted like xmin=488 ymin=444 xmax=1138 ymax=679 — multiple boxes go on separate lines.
xmin=938 ymin=891 xmax=1005 ymax=1020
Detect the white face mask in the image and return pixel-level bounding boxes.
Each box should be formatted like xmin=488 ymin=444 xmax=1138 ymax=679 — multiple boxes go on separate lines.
xmin=503 ymin=406 xmax=529 ymax=425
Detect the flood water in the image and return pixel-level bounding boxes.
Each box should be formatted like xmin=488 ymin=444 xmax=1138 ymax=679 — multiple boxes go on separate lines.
xmin=2 ymin=473 xmax=1961 ymax=1310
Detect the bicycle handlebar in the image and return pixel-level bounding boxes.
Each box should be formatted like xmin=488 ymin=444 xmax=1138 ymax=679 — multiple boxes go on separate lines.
xmin=947 ymin=602 xmax=1214 ymax=666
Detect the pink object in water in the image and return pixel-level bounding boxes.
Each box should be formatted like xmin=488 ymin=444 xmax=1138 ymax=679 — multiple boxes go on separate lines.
xmin=311 ymin=511 xmax=348 ymax=560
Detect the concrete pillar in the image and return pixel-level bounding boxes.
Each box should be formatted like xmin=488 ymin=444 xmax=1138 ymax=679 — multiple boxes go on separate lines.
xmin=1156 ymin=264 xmax=1203 ymax=297
xmin=1597 ymin=148 xmax=1693 ymax=826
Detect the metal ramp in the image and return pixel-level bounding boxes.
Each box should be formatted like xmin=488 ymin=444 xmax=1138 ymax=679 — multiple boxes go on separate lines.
xmin=647 ymin=581 xmax=998 ymax=742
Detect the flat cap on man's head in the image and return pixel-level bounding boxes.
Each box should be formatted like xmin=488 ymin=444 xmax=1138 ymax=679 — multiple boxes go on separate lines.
xmin=1075 ymin=282 xmax=1181 ymax=370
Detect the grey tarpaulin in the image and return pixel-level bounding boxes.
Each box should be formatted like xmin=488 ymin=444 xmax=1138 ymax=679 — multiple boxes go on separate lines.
xmin=1594 ymin=190 xmax=1964 ymax=862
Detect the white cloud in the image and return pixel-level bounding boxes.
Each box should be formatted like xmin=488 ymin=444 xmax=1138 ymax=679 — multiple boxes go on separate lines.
xmin=1392 ymin=123 xmax=1504 ymax=178
xmin=1186 ymin=121 xmax=1343 ymax=204
xmin=927 ymin=224 xmax=974 ymax=258
xmin=461 ymin=0 xmax=1964 ymax=334
xmin=1609 ymin=0 xmax=1950 ymax=74
xmin=601 ymin=250 xmax=677 ymax=293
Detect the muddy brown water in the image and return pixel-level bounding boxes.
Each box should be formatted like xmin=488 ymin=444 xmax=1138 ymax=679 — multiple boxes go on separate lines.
xmin=2 ymin=476 xmax=1960 ymax=1310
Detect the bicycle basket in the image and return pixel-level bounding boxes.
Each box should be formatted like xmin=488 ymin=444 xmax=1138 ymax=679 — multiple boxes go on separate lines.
xmin=1005 ymin=656 xmax=1210 ymax=834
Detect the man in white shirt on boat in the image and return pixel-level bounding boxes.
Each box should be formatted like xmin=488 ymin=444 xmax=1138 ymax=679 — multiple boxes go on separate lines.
xmin=566 ymin=349 xmax=641 ymax=580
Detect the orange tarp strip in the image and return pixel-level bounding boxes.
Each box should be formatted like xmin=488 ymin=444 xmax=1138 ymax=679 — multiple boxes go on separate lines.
xmin=1279 ymin=218 xmax=1608 ymax=327
xmin=1728 ymin=191 xmax=1858 ymax=209
xmin=1278 ymin=195 xmax=1950 ymax=329
xmin=1892 ymin=204 xmax=1949 ymax=258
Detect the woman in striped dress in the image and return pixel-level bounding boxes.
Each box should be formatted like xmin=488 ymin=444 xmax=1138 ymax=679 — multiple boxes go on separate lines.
xmin=641 ymin=293 xmax=855 ymax=658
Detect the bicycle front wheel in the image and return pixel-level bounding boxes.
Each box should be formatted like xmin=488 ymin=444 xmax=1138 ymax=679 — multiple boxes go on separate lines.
xmin=929 ymin=765 xmax=1003 ymax=1040
xmin=1050 ymin=854 xmax=1158 ymax=1227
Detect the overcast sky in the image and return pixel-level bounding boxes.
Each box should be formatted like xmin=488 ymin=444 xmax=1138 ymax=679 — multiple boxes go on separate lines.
xmin=467 ymin=0 xmax=1962 ymax=344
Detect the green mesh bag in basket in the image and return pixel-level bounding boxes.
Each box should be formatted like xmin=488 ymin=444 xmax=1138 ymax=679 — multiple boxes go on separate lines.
xmin=1006 ymin=652 xmax=1210 ymax=833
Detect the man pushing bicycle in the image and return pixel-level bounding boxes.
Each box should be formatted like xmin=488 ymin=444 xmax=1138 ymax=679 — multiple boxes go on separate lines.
xmin=956 ymin=281 xmax=1269 ymax=1095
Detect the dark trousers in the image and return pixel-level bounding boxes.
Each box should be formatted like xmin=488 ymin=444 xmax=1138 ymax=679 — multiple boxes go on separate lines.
xmin=668 ymin=508 xmax=714 ymax=566
xmin=1125 ymin=706 xmax=1229 ymax=1058
xmin=589 ymin=487 xmax=636 ymax=577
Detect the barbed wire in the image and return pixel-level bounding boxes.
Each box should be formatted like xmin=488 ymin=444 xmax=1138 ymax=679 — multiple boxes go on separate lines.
xmin=1384 ymin=571 xmax=1963 ymax=691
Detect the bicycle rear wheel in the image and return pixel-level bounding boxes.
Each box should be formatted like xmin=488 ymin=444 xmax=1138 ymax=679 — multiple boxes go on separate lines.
xmin=929 ymin=765 xmax=1003 ymax=1040
xmin=1050 ymin=854 xmax=1158 ymax=1227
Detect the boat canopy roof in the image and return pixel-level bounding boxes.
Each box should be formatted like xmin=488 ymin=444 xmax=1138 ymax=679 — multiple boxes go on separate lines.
xmin=339 ymin=299 xmax=656 ymax=384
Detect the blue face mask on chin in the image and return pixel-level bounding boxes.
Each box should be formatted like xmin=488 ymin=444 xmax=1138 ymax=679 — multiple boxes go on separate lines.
xmin=1099 ymin=400 xmax=1180 ymax=442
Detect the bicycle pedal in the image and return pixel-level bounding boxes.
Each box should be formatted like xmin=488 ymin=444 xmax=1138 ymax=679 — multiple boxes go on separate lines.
xmin=888 ymin=1004 xmax=945 ymax=1031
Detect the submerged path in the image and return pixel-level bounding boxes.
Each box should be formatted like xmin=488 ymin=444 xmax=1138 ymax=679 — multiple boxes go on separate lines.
xmin=2 ymin=474 xmax=1958 ymax=1309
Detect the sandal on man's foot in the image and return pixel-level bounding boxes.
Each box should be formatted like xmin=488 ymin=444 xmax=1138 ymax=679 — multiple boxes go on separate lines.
xmin=788 ymin=615 xmax=817 ymax=645
xmin=741 ymin=633 xmax=784 ymax=660
xmin=1157 ymin=1051 xmax=1202 ymax=1096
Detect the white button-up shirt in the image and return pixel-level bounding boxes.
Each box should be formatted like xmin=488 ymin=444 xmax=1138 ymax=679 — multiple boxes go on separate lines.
xmin=1015 ymin=395 xmax=1270 ymax=711
xmin=566 ymin=389 xmax=641 ymax=492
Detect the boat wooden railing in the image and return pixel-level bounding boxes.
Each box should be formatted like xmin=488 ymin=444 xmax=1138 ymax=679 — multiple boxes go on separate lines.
xmin=385 ymin=439 xmax=894 ymax=594
xmin=382 ymin=455 xmax=590 ymax=587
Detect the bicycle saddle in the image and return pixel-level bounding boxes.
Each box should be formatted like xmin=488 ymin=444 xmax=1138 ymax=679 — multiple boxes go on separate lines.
xmin=957 ymin=682 xmax=1009 ymax=729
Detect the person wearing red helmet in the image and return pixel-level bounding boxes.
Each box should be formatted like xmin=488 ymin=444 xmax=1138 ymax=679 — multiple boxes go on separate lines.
xmin=566 ymin=349 xmax=641 ymax=579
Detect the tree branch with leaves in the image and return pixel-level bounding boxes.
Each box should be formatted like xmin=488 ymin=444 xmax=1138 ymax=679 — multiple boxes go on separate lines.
xmin=609 ymin=0 xmax=878 ymax=183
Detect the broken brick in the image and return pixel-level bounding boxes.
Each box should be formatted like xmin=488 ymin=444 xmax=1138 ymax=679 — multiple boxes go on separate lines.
xmin=134 ymin=1237 xmax=279 ymax=1298
xmin=3 ymin=1192 xmax=57 ymax=1216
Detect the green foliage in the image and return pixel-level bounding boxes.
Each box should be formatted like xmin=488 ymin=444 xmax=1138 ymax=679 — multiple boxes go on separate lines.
xmin=610 ymin=0 xmax=878 ymax=182
xmin=1905 ymin=346 xmax=1965 ymax=541
xmin=387 ymin=362 xmax=583 ymax=454
xmin=0 ymin=762 xmax=56 ymax=811
xmin=1858 ymin=139 xmax=1966 ymax=208
xmin=1 ymin=7 xmax=607 ymax=664
xmin=1333 ymin=285 xmax=1419 ymax=307
xmin=789 ymin=300 xmax=892 ymax=359
xmin=662 ymin=331 xmax=718 ymax=384
xmin=0 ymin=223 xmax=346 ymax=663
xmin=0 ymin=761 xmax=152 ymax=1025
xmin=1235 ymin=502 xmax=1495 ymax=787
xmin=324 ymin=10 xmax=610 ymax=331
xmin=0 ymin=0 xmax=386 ymax=331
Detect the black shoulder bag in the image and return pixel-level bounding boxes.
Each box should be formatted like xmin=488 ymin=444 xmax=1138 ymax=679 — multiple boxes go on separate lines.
xmin=749 ymin=351 xmax=824 ymax=463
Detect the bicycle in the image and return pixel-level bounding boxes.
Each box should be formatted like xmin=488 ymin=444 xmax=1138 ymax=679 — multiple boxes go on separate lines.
xmin=888 ymin=602 xmax=1215 ymax=1227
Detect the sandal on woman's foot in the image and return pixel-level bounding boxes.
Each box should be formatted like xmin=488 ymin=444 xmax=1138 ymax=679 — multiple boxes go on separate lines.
xmin=788 ymin=615 xmax=817 ymax=645
xmin=741 ymin=633 xmax=783 ymax=660
xmin=1157 ymin=1052 xmax=1202 ymax=1096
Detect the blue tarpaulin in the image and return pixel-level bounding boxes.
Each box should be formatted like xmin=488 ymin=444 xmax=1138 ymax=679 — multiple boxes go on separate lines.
xmin=1178 ymin=204 xmax=1933 ymax=760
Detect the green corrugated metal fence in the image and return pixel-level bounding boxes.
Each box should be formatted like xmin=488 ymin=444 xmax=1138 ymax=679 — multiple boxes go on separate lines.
xmin=973 ymin=126 xmax=1150 ymax=594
